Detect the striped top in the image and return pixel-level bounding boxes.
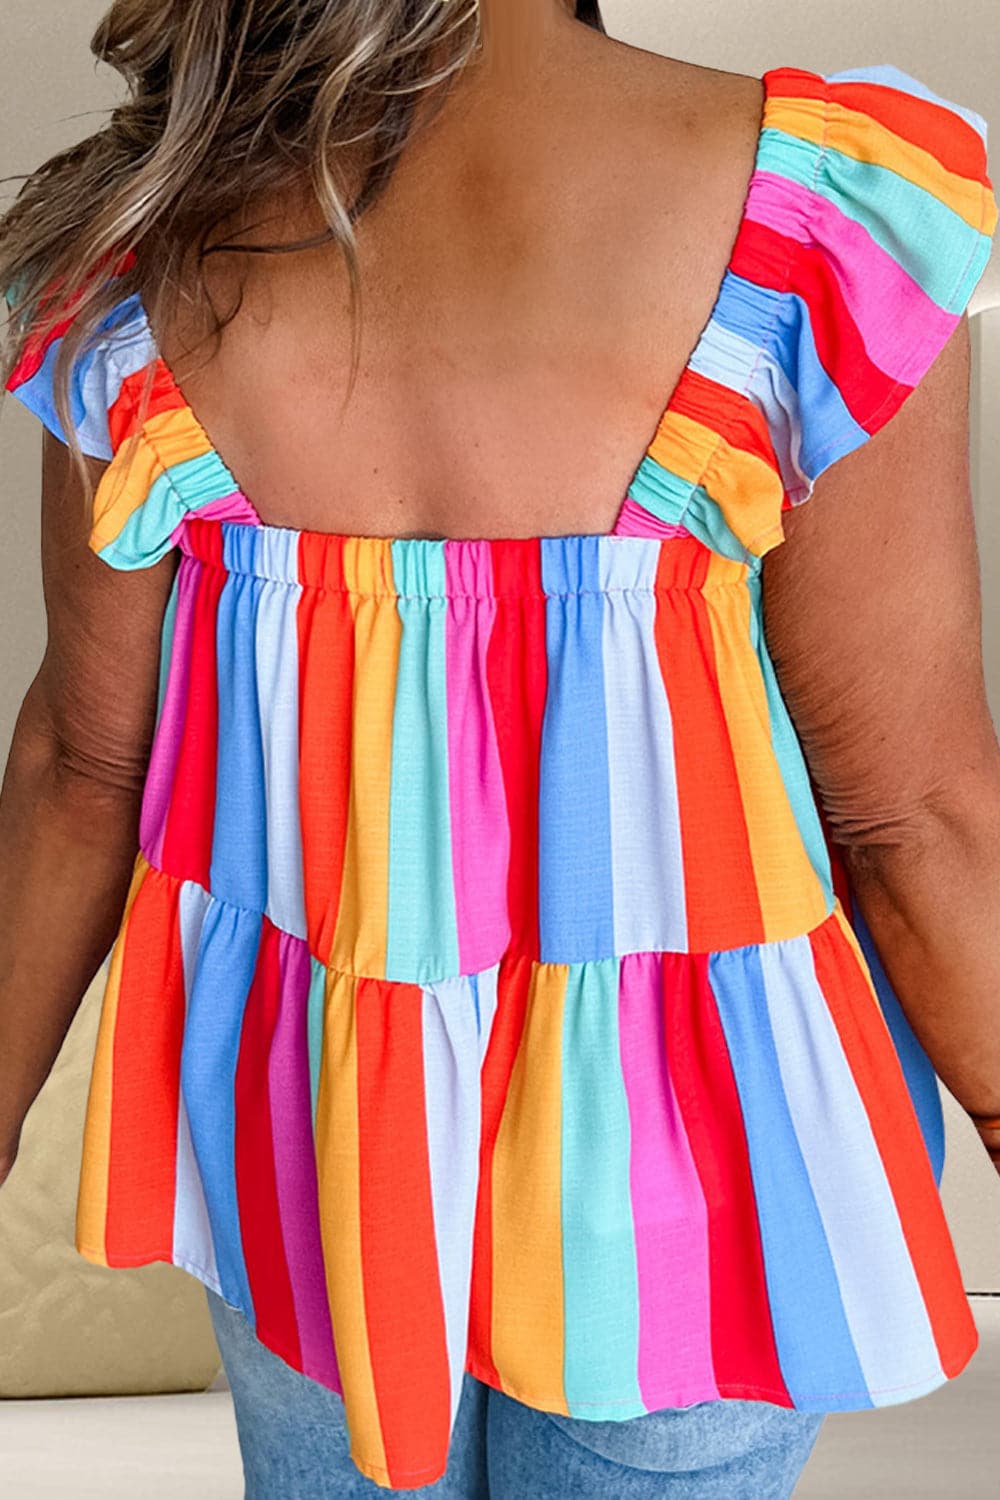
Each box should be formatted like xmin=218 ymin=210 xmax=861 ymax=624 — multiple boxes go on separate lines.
xmin=5 ymin=63 xmax=997 ymax=1491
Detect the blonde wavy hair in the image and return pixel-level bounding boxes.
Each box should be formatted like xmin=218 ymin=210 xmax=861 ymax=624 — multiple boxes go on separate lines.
xmin=0 ymin=0 xmax=605 ymax=505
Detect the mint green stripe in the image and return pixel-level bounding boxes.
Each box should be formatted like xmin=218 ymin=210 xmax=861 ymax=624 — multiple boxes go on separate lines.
xmin=156 ymin=566 xmax=180 ymax=720
xmin=385 ymin=541 xmax=459 ymax=984
xmin=99 ymin=450 xmax=239 ymax=568
xmin=758 ymin=130 xmax=988 ymax=310
xmin=98 ymin=467 xmax=185 ymax=568
xmin=561 ymin=959 xmax=643 ymax=1416
xmin=307 ymin=956 xmax=326 ymax=1127
xmin=628 ymin=457 xmax=753 ymax=566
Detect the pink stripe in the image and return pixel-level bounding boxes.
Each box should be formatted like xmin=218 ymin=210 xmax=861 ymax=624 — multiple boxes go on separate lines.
xmin=611 ymin=498 xmax=693 ymax=539
xmin=444 ymin=541 xmax=511 ymax=972
xmin=747 ymin=171 xmax=957 ymax=381
xmin=139 ymin=560 xmax=199 ymax=865
xmin=268 ymin=933 xmax=342 ymax=1391
xmin=168 ymin=490 xmax=261 ymax=548
xmin=618 ymin=951 xmax=720 ymax=1407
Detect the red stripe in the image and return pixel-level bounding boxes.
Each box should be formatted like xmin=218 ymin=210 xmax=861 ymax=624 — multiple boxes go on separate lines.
xmin=296 ymin=535 xmax=355 ymax=965
xmin=809 ymin=919 xmax=977 ymax=1376
xmin=468 ymin=951 xmax=533 ymax=1384
xmin=109 ymin=360 xmax=187 ymax=447
xmin=824 ymin=76 xmax=991 ymax=184
xmin=5 ymin=248 xmax=136 ymax=389
xmin=233 ymin=918 xmax=302 ymax=1369
xmin=668 ymin=367 xmax=780 ymax=471
xmin=485 ymin=541 xmax=548 ymax=959
xmin=105 ymin=868 xmax=185 ymax=1263
xmin=356 ymin=977 xmax=451 ymax=1485
xmin=161 ymin=530 xmax=226 ymax=886
xmin=731 ymin=217 xmax=908 ymax=432
xmin=653 ymin=542 xmax=764 ymax=950
xmin=662 ymin=951 xmax=790 ymax=1402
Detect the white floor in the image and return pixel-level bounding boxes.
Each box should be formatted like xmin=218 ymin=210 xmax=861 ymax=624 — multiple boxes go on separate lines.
xmin=2 ymin=1299 xmax=997 ymax=1498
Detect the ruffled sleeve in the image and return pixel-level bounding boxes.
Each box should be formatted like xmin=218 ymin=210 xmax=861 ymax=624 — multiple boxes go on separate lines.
xmin=3 ymin=283 xmax=141 ymax=463
xmin=5 ymin=274 xmax=256 ymax=570
xmin=768 ymin=63 xmax=998 ymax=512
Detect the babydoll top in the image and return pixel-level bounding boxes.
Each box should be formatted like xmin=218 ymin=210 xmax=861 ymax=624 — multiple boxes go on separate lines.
xmin=6 ymin=62 xmax=998 ymax=1492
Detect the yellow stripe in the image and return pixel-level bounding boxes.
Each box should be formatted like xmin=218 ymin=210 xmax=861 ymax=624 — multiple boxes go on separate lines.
xmin=703 ymin=556 xmax=830 ymax=940
xmin=330 ymin=540 xmax=400 ymax=979
xmin=89 ymin=434 xmax=165 ymax=550
xmin=768 ymin=93 xmax=991 ymax=231
xmin=648 ymin=412 xmax=784 ymax=558
xmin=75 ymin=852 xmax=151 ymax=1265
xmin=315 ymin=969 xmax=388 ymax=1477
xmin=490 ymin=961 xmax=569 ymax=1411
xmin=88 ymin=406 xmax=214 ymax=550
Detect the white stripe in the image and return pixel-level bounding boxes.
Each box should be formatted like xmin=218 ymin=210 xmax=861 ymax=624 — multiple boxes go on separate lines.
xmin=600 ymin=537 xmax=687 ymax=952
xmin=174 ymin=880 xmax=220 ymax=1287
xmin=421 ymin=977 xmax=483 ymax=1427
xmin=254 ymin=530 xmax=307 ymax=937
xmin=760 ymin=936 xmax=943 ymax=1400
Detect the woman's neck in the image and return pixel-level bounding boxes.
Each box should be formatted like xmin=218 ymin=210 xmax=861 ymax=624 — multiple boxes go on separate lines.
xmin=473 ymin=0 xmax=578 ymax=88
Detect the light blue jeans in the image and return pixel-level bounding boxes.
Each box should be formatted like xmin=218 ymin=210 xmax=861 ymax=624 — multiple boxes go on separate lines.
xmin=205 ymin=1286 xmax=825 ymax=1498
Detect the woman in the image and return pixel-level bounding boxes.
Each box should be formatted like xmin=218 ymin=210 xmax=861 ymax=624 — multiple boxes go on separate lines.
xmin=1 ymin=2 xmax=998 ymax=1495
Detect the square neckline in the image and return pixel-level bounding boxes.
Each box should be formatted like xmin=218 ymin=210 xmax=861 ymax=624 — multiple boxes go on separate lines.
xmin=130 ymin=65 xmax=782 ymax=551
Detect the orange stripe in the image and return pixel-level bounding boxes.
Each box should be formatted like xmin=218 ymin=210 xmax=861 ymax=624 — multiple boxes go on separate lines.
xmin=356 ymin=977 xmax=452 ymax=1486
xmin=468 ymin=951 xmax=533 ymax=1385
xmin=811 ymin=906 xmax=977 ymax=1375
xmin=488 ymin=961 xmax=569 ymax=1411
xmin=75 ymin=853 xmax=150 ymax=1265
xmin=823 ymin=76 xmax=992 ymax=184
xmin=653 ymin=542 xmax=765 ymax=949
xmin=667 ymin=368 xmax=779 ymax=470
xmin=108 ymin=360 xmax=187 ymax=449
xmin=104 ymin=863 xmax=186 ymax=1264
xmin=314 ymin=969 xmax=386 ymax=1478
xmin=702 ymin=552 xmax=830 ymax=939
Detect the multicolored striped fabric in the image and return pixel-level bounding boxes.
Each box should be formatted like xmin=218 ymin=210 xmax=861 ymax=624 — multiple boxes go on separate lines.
xmin=4 ymin=62 xmax=996 ymax=1492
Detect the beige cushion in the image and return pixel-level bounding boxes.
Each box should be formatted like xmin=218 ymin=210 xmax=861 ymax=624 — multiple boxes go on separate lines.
xmin=0 ymin=974 xmax=222 ymax=1397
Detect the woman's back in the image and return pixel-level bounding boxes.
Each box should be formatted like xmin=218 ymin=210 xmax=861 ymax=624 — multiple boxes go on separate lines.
xmin=154 ymin=38 xmax=765 ymax=540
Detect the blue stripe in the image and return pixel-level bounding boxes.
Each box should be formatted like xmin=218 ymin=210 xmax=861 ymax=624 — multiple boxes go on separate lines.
xmin=848 ymin=893 xmax=945 ymax=1184
xmin=710 ymin=942 xmax=870 ymax=1408
xmin=385 ymin=540 xmax=459 ymax=983
xmin=180 ymin=896 xmax=261 ymax=1324
xmin=561 ymin=959 xmax=643 ymax=1415
xmin=210 ymin=544 xmax=268 ymax=910
xmin=770 ymin=297 xmax=870 ymax=480
xmin=538 ymin=536 xmax=614 ymax=962
xmin=759 ymin=936 xmax=944 ymax=1400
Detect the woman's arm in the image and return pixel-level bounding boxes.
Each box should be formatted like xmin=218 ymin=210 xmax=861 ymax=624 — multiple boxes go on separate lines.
xmin=0 ymin=429 xmax=176 ymax=1186
xmin=762 ymin=314 xmax=1000 ymax=1170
